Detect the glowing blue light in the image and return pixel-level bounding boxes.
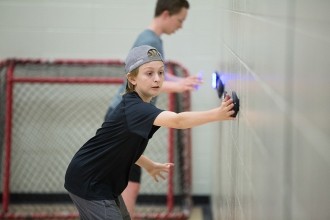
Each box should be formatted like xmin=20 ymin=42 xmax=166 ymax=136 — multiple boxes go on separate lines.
xmin=212 ymin=72 xmax=218 ymax=89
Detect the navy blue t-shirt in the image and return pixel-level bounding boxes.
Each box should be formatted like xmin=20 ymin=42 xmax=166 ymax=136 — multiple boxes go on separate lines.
xmin=64 ymin=92 xmax=164 ymax=200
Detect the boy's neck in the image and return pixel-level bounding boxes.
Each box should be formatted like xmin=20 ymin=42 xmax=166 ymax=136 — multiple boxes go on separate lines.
xmin=148 ymin=18 xmax=164 ymax=36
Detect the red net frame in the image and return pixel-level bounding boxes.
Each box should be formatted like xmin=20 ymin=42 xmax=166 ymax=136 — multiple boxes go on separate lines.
xmin=0 ymin=58 xmax=192 ymax=219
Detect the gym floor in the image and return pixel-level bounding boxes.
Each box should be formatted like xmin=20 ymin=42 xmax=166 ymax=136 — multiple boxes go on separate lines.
xmin=189 ymin=207 xmax=203 ymax=220
xmin=189 ymin=205 xmax=212 ymax=220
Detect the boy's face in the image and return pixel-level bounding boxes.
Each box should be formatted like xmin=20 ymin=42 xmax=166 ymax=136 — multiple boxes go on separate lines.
xmin=164 ymin=8 xmax=188 ymax=34
xmin=132 ymin=61 xmax=165 ymax=102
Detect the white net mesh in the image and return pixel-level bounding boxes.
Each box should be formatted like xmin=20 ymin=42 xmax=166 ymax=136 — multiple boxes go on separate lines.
xmin=0 ymin=59 xmax=191 ymax=219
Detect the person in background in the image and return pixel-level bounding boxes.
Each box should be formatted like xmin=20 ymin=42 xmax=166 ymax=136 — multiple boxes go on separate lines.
xmin=65 ymin=45 xmax=235 ymax=219
xmin=103 ymin=1 xmax=201 ymax=217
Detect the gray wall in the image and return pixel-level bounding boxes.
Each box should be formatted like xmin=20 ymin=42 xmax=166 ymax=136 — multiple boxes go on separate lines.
xmin=213 ymin=0 xmax=330 ymax=220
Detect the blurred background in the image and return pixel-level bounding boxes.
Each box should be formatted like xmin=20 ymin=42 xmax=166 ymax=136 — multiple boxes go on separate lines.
xmin=0 ymin=0 xmax=329 ymax=220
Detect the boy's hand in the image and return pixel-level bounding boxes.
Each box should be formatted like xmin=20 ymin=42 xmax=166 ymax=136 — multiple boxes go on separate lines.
xmin=146 ymin=162 xmax=174 ymax=182
xmin=219 ymin=94 xmax=235 ymax=119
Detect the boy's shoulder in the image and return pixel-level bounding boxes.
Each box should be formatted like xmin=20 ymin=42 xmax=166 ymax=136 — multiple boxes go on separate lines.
xmin=124 ymin=92 xmax=161 ymax=112
xmin=134 ymin=30 xmax=162 ymax=48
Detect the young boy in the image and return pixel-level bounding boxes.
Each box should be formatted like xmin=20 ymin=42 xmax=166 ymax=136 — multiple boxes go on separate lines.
xmin=104 ymin=1 xmax=198 ymax=215
xmin=64 ymin=45 xmax=235 ymax=219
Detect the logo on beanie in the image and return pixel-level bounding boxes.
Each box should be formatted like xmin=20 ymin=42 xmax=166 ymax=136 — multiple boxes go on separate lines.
xmin=147 ymin=49 xmax=160 ymax=58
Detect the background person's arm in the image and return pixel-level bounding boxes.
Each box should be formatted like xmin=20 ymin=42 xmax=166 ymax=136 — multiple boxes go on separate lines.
xmin=161 ymin=73 xmax=202 ymax=93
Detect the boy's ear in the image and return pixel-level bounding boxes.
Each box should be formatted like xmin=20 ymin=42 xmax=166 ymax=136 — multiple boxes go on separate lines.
xmin=127 ymin=73 xmax=136 ymax=85
xmin=161 ymin=10 xmax=170 ymax=18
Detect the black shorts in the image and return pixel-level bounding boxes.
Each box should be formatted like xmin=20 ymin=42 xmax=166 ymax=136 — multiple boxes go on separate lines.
xmin=129 ymin=164 xmax=141 ymax=183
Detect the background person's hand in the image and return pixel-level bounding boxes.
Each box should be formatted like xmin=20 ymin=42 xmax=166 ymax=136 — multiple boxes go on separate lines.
xmin=179 ymin=74 xmax=203 ymax=91
xmin=162 ymin=73 xmax=203 ymax=93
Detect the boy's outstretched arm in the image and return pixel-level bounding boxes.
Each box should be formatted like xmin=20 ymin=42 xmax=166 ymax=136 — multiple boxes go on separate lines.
xmin=136 ymin=155 xmax=174 ymax=182
xmin=154 ymin=94 xmax=235 ymax=129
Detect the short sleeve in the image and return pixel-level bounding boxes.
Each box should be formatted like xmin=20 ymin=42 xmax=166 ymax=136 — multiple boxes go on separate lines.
xmin=125 ymin=102 xmax=164 ymax=139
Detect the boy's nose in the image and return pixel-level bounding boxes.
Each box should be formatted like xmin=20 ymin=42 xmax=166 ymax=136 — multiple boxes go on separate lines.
xmin=154 ymin=74 xmax=160 ymax=81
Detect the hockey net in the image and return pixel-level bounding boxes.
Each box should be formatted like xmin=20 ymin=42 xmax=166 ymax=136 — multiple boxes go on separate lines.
xmin=0 ymin=59 xmax=192 ymax=219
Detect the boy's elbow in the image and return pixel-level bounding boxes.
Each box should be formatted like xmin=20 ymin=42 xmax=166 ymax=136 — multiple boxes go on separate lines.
xmin=160 ymin=112 xmax=190 ymax=129
xmin=174 ymin=120 xmax=190 ymax=129
xmin=173 ymin=115 xmax=192 ymax=129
